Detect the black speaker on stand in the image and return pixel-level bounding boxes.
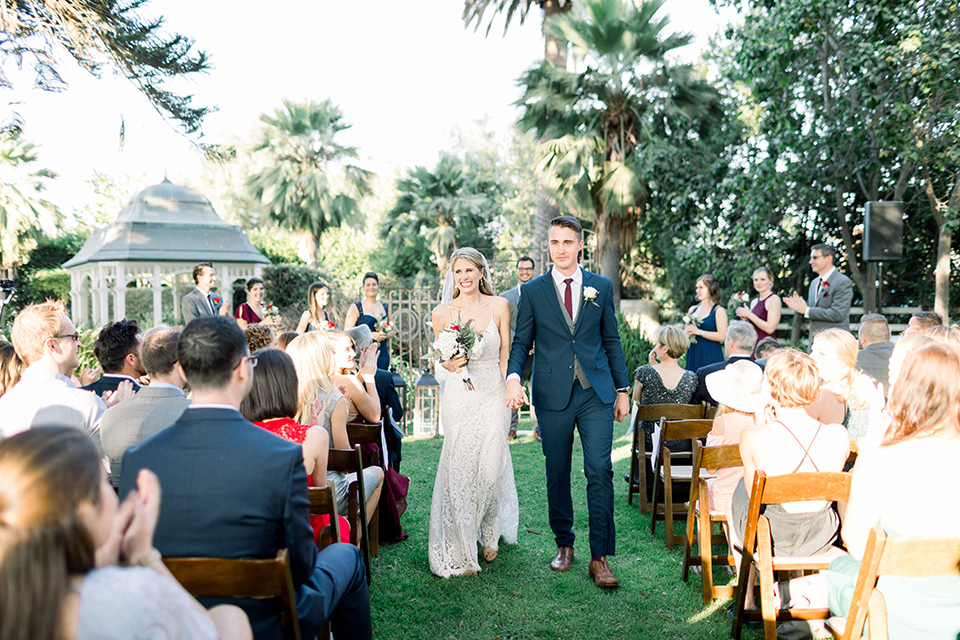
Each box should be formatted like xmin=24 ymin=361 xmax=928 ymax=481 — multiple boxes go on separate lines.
xmin=863 ymin=201 xmax=904 ymax=313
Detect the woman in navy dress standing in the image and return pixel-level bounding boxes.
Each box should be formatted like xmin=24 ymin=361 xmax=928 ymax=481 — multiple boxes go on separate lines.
xmin=684 ymin=273 xmax=728 ymax=372
xmin=344 ymin=272 xmax=396 ymax=371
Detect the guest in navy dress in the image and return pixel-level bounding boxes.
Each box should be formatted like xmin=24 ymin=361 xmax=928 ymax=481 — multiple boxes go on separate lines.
xmin=684 ymin=273 xmax=727 ymax=372
xmin=344 ymin=272 xmax=396 ymax=371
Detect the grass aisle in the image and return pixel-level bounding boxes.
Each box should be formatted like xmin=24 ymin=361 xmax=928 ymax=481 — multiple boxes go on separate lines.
xmin=369 ymin=422 xmax=761 ymax=640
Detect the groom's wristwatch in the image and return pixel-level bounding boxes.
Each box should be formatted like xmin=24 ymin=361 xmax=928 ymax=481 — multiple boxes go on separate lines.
xmin=616 ymin=387 xmax=629 ymax=394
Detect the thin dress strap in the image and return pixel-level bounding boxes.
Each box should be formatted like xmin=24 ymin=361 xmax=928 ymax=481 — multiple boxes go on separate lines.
xmin=776 ymin=420 xmax=824 ymax=474
xmin=355 ymin=301 xmax=363 ymax=314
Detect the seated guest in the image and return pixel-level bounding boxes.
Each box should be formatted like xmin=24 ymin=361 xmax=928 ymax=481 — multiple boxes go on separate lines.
xmin=904 ymin=310 xmax=942 ymax=335
xmin=0 ymin=340 xmax=23 ymax=396
xmin=925 ymin=324 xmax=960 ymax=345
xmin=276 ymin=331 xmax=299 ymax=350
xmin=810 ymin=328 xmax=883 ymax=442
xmin=692 ymin=320 xmax=760 ymax=406
xmin=631 ymin=324 xmax=697 ymax=488
xmin=732 ymin=349 xmax=850 ymax=608
xmin=828 ymin=343 xmax=960 ymax=639
xmin=0 ymin=301 xmax=113 ymax=439
xmin=753 ymin=336 xmax=781 ymax=368
xmin=328 ymin=331 xmax=382 ymax=424
xmin=81 ymin=319 xmax=144 ymax=397
xmin=239 ymin=348 xmax=350 ymax=545
xmin=100 ymin=326 xmax=190 ymax=486
xmin=704 ymin=360 xmax=763 ymax=515
xmin=855 ymin=313 xmax=894 ymax=392
xmin=888 ymin=333 xmax=932 ymax=393
xmin=0 ymin=427 xmax=251 ymax=639
xmin=244 ymin=323 xmax=276 ymax=353
xmin=286 ymin=332 xmax=384 ymax=525
xmin=120 ymin=317 xmax=372 ymax=640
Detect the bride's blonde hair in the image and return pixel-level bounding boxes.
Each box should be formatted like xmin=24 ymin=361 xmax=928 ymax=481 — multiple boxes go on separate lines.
xmin=448 ymin=247 xmax=494 ymax=298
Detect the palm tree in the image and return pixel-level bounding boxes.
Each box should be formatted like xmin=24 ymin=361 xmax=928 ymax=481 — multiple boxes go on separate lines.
xmin=463 ymin=0 xmax=572 ymax=263
xmin=516 ymin=0 xmax=721 ymax=303
xmin=0 ymin=127 xmax=61 ymax=270
xmin=381 ymin=153 xmax=494 ymax=276
xmin=247 ymin=99 xmax=372 ymax=267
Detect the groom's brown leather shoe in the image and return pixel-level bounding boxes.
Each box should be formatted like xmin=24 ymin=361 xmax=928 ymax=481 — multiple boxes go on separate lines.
xmin=588 ymin=557 xmax=619 ymax=588
xmin=550 ymin=545 xmax=574 ymax=572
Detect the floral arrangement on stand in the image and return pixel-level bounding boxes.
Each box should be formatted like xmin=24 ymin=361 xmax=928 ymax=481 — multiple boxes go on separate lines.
xmin=433 ymin=316 xmax=484 ymax=391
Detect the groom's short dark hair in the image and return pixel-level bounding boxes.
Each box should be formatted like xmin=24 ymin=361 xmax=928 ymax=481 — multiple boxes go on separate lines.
xmin=178 ymin=317 xmax=248 ymax=390
xmin=550 ymin=215 xmax=582 ymax=240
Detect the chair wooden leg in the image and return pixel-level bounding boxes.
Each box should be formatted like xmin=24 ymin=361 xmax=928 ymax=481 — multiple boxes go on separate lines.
xmin=731 ymin=538 xmax=752 ymax=640
xmin=638 ymin=453 xmax=650 ymax=514
xmin=628 ymin=427 xmax=639 ymax=506
xmin=649 ymin=465 xmax=661 ymax=536
xmin=664 ymin=456 xmax=675 ymax=549
xmin=368 ymin=507 xmax=379 ymax=557
xmin=699 ymin=483 xmax=713 ymax=603
xmin=681 ymin=483 xmax=698 ymax=582
xmin=757 ymin=517 xmax=777 ymax=640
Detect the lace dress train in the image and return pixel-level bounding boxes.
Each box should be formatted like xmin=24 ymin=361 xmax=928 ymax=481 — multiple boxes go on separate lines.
xmin=428 ymin=320 xmax=519 ymax=577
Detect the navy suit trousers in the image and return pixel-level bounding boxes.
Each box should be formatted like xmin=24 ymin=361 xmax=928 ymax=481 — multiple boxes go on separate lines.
xmin=536 ymin=381 xmax=616 ymax=558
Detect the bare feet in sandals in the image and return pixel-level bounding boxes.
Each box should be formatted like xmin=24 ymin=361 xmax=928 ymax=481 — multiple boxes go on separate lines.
xmin=483 ymin=547 xmax=498 ymax=562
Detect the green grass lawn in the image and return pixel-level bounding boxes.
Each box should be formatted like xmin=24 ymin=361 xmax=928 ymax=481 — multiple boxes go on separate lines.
xmin=368 ymin=420 xmax=763 ymax=640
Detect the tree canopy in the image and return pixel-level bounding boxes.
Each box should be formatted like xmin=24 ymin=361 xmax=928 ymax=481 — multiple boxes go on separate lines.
xmin=1 ymin=0 xmax=211 ymax=133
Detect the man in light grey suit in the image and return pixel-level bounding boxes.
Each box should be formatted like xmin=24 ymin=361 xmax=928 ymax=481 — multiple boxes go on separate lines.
xmin=100 ymin=325 xmax=190 ymax=485
xmin=784 ymin=243 xmax=855 ymax=346
xmin=181 ymin=262 xmax=230 ymax=324
xmin=499 ymin=256 xmax=536 ymax=440
xmin=856 ymin=314 xmax=893 ymax=394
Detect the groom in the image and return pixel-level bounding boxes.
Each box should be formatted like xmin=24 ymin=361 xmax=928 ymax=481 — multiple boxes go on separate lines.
xmin=504 ymin=215 xmax=630 ymax=588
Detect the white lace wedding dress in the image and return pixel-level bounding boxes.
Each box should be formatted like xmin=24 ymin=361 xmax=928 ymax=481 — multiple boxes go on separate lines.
xmin=428 ymin=319 xmax=519 ymax=577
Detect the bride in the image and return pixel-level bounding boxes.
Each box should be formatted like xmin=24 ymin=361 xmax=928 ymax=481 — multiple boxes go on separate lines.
xmin=428 ymin=247 xmax=519 ymax=577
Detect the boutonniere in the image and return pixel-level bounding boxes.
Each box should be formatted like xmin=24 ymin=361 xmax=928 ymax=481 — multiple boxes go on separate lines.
xmin=582 ymin=286 xmax=600 ymax=308
xmin=212 ymin=295 xmax=222 ymax=306
xmin=821 ymin=281 xmax=829 ymax=297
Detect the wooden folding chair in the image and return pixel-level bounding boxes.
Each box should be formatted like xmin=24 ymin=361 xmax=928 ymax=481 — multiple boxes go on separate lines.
xmin=681 ymin=441 xmax=741 ymax=603
xmin=327 ymin=444 xmax=371 ymax=583
xmin=628 ymin=402 xmax=705 ymax=514
xmin=164 ymin=549 xmax=302 ymax=640
xmin=826 ymin=527 xmax=960 ymax=640
xmin=347 ymin=420 xmax=384 ymax=556
xmin=308 ymin=485 xmax=341 ymax=549
xmin=731 ymin=470 xmax=852 ymax=640
xmin=649 ymin=418 xmax=714 ymax=549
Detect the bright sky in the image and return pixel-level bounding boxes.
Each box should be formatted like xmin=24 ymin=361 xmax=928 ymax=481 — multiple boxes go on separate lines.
xmin=7 ymin=0 xmax=730 ymax=216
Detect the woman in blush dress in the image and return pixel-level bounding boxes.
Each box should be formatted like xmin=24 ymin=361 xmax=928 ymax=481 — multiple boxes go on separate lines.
xmin=344 ymin=272 xmax=396 ymax=371
xmin=684 ymin=274 xmax=728 ymax=372
xmin=735 ymin=267 xmax=782 ymax=356
xmin=297 ymin=281 xmax=337 ymax=333
xmin=0 ymin=427 xmax=251 ymax=640
xmin=828 ymin=343 xmax=960 ymax=640
xmin=428 ymin=247 xmax=518 ymax=578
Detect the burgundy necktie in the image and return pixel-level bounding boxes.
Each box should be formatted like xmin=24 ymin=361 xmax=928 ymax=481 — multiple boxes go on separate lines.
xmin=564 ymin=278 xmax=574 ymax=318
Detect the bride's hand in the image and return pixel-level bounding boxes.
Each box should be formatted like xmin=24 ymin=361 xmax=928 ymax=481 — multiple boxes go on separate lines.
xmin=442 ymin=355 xmax=468 ymax=373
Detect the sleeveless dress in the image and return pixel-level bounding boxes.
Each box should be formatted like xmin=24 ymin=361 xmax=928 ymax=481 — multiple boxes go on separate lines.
xmin=684 ymin=304 xmax=724 ymax=372
xmin=354 ymin=301 xmax=390 ymax=370
xmin=305 ymin=309 xmax=334 ymax=332
xmin=749 ymin=296 xmax=775 ymax=343
xmin=428 ymin=319 xmax=519 ymax=577
xmin=254 ymin=417 xmax=351 ymax=544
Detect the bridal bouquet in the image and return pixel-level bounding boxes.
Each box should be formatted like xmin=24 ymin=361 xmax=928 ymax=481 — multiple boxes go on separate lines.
xmin=727 ymin=291 xmax=750 ymax=315
xmin=433 ymin=317 xmax=484 ymax=391
xmin=682 ymin=313 xmax=703 ymax=343
xmin=375 ymin=316 xmax=395 ymax=335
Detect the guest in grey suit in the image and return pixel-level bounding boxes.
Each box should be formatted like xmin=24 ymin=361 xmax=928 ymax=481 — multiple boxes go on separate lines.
xmin=499 ymin=256 xmax=536 ymax=440
xmin=784 ymin=243 xmax=855 ymax=345
xmin=100 ymin=325 xmax=190 ymax=485
xmin=856 ymin=314 xmax=893 ymax=395
xmin=181 ymin=262 xmax=230 ymax=324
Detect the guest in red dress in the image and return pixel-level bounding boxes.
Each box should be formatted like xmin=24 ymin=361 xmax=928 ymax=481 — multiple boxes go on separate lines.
xmin=239 ymin=347 xmax=350 ymax=544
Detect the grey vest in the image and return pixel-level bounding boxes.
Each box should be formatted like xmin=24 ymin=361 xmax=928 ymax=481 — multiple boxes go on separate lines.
xmin=553 ymin=277 xmax=592 ymax=390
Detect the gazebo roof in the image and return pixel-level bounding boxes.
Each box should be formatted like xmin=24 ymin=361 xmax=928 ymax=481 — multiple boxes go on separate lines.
xmin=63 ymin=179 xmax=270 ymax=269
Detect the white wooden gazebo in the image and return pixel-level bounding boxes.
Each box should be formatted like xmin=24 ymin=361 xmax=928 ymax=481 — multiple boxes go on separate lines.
xmin=63 ymin=179 xmax=270 ymax=328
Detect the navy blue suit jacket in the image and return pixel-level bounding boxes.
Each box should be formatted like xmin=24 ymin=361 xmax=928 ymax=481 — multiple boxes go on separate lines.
xmin=692 ymin=355 xmax=763 ymax=406
xmin=506 ymin=270 xmax=629 ymax=410
xmin=81 ymin=374 xmax=142 ymax=397
xmin=119 ymin=407 xmax=315 ymax=638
